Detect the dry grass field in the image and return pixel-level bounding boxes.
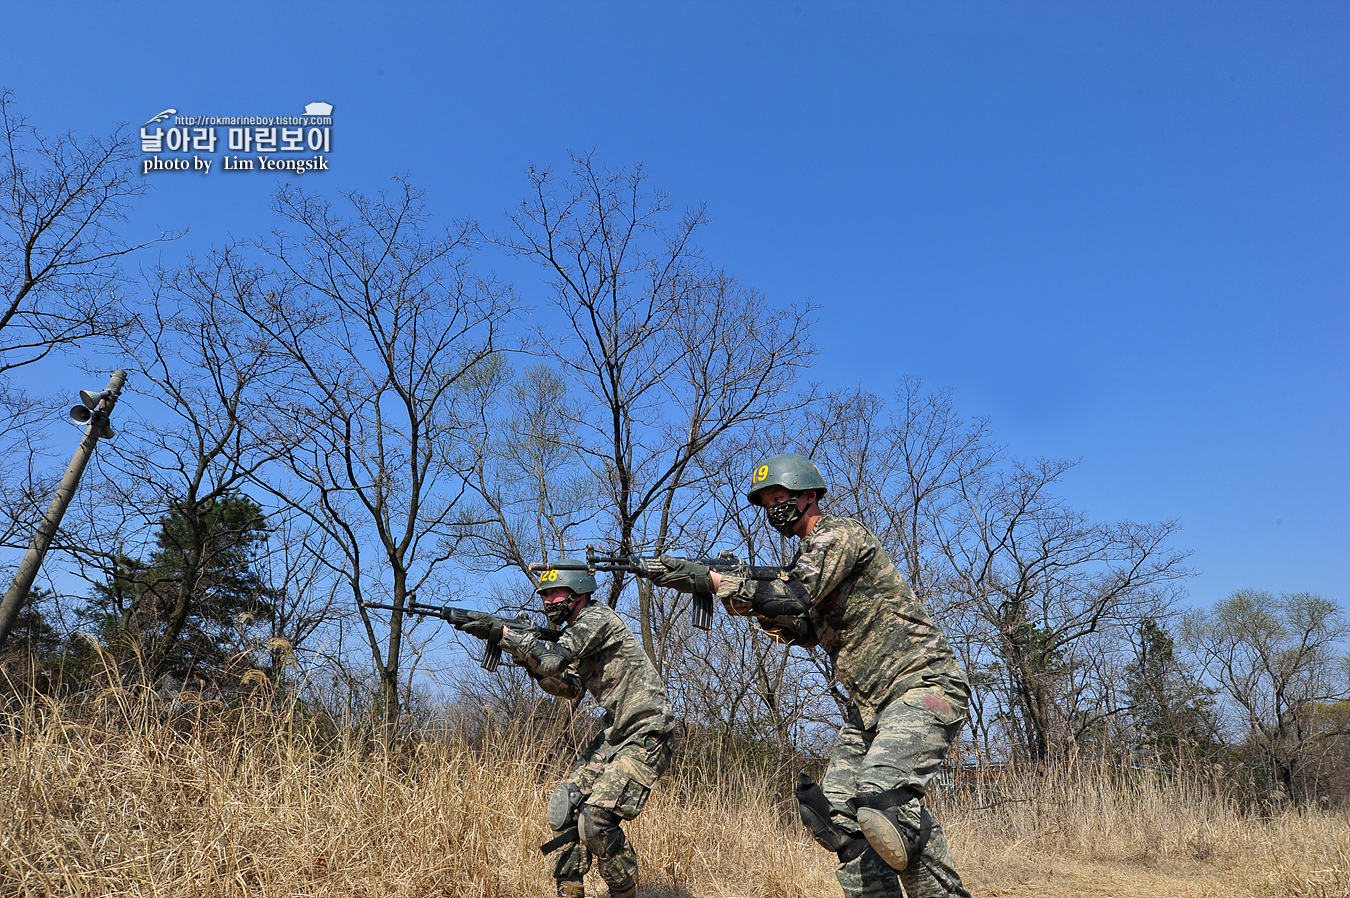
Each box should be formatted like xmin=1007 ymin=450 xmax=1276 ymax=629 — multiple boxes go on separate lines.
xmin=1 ymin=687 xmax=1345 ymax=898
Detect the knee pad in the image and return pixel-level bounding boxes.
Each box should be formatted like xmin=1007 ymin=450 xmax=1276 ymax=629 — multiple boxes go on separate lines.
xmin=548 ymin=782 xmax=583 ymax=831
xmin=851 ymin=789 xmax=932 ymax=872
xmin=578 ymin=805 xmax=627 ymax=859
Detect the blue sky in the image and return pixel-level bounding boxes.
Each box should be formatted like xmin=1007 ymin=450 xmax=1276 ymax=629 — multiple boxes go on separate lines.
xmin=3 ymin=1 xmax=1346 ymax=610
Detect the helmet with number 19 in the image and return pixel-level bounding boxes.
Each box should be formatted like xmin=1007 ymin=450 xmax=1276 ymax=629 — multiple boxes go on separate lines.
xmin=746 ymin=453 xmax=828 ymax=537
xmin=746 ymin=453 xmax=828 ymax=505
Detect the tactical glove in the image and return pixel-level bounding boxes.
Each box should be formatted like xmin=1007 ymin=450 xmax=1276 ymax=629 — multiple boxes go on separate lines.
xmin=650 ymin=554 xmax=715 ymax=593
xmin=757 ymin=614 xmax=815 ymax=646
xmin=456 ymin=612 xmax=505 ymax=644
xmin=749 ymin=578 xmax=812 ymax=618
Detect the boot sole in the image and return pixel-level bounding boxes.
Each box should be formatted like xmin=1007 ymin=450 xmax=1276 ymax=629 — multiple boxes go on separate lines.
xmin=856 ymin=807 xmax=911 ymax=872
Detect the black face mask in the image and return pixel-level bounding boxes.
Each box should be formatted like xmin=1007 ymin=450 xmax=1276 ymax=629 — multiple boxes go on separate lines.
xmin=543 ymin=592 xmax=577 ymax=625
xmin=765 ymin=490 xmax=805 ymax=536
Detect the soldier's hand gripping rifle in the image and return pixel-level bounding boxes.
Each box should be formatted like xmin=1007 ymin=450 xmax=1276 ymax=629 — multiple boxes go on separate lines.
xmin=528 ymin=546 xmax=789 ymax=632
xmin=360 ymin=601 xmax=562 ymax=672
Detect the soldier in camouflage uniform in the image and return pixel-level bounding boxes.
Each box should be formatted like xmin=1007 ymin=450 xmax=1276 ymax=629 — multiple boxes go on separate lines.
xmin=649 ymin=454 xmax=972 ymax=898
xmin=458 ymin=562 xmax=674 ymax=898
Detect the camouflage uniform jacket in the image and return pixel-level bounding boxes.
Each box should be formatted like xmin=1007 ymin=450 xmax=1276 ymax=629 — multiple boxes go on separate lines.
xmin=500 ymin=601 xmax=675 ymax=746
xmin=717 ymin=514 xmax=969 ymax=729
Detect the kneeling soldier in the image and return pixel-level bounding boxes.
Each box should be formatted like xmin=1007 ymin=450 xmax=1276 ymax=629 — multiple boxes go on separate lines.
xmin=458 ymin=562 xmax=674 ymax=898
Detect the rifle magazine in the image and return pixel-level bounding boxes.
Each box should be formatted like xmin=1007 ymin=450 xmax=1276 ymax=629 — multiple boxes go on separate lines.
xmin=481 ymin=642 xmax=502 ymax=672
xmin=691 ymin=591 xmax=714 ymax=630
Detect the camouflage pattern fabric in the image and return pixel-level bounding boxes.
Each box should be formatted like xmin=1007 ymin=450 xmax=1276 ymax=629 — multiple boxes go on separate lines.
xmin=717 ymin=514 xmax=972 ymax=897
xmin=827 ymin=694 xmax=971 ymax=898
xmin=500 ymin=601 xmax=674 ymax=895
xmin=501 ymin=601 xmax=675 ymax=746
xmin=717 ymin=514 xmax=968 ymax=730
xmin=548 ymin=729 xmax=672 ymax=889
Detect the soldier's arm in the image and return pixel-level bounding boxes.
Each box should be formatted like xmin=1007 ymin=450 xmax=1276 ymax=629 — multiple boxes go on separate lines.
xmin=716 ymin=525 xmax=857 ymax=619
xmin=496 ymin=625 xmax=535 ymax=663
xmin=713 ymin=573 xmax=821 ymax=649
xmin=757 ymin=614 xmax=820 ymax=648
xmin=500 ymin=604 xmax=614 ymax=672
xmin=499 ymin=627 xmax=584 ymax=698
xmin=536 ymin=606 xmax=624 ymax=697
xmin=497 ymin=604 xmax=608 ymax=662
xmin=712 ymin=574 xmax=820 ymax=647
xmin=535 ymin=664 xmax=583 ymax=699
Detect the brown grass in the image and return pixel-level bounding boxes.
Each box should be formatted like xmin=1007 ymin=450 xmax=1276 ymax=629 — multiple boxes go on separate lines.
xmin=0 ymin=688 xmax=1345 ymax=898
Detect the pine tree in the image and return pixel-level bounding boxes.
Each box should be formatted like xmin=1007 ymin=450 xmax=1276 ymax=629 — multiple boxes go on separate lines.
xmin=1124 ymin=619 xmax=1220 ymax=761
xmin=80 ymin=493 xmax=280 ymax=687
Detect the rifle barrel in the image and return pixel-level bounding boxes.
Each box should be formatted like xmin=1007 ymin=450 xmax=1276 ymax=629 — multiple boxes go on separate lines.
xmin=527 ymin=562 xmax=592 ymax=572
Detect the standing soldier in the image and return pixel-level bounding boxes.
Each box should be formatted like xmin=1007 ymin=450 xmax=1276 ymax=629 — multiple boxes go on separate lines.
xmin=647 ymin=454 xmax=972 ymax=898
xmin=457 ymin=562 xmax=674 ymax=898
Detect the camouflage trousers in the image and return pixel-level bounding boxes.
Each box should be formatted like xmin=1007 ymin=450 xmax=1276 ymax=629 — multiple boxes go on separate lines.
xmin=550 ymin=727 xmax=671 ymax=893
xmin=823 ymin=686 xmax=972 ymax=898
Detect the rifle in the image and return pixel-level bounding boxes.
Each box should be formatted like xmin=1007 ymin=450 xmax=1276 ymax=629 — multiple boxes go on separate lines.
xmin=360 ymin=601 xmax=562 ymax=672
xmin=529 ymin=546 xmax=788 ymax=631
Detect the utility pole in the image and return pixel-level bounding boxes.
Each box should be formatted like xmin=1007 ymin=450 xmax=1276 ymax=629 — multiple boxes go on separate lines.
xmin=0 ymin=370 xmax=127 ymax=647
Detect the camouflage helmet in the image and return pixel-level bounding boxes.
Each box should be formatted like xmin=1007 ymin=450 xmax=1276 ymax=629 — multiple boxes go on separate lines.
xmin=746 ymin=453 xmax=828 ymax=506
xmin=533 ymin=560 xmax=597 ymax=596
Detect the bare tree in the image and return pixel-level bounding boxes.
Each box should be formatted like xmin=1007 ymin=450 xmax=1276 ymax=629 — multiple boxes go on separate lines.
xmin=0 ymin=87 xmax=170 ymax=375
xmin=0 ymin=88 xmax=172 ymax=608
xmin=453 ymin=362 xmax=599 ymax=578
xmin=58 ymin=246 xmax=297 ymax=684
xmin=251 ymin=512 xmax=351 ymax=689
xmin=497 ymin=155 xmax=815 ymax=660
xmin=240 ymin=179 xmax=515 ymax=733
xmin=939 ymin=458 xmax=1190 ymax=762
xmin=1183 ymin=589 xmax=1350 ymax=805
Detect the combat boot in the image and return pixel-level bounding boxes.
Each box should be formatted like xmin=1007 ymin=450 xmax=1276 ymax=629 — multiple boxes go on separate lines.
xmin=851 ymin=788 xmax=933 ymax=873
xmin=606 ymin=876 xmax=636 ymax=898
xmin=855 ymin=802 xmax=932 ymax=872
xmin=555 ymin=879 xmax=584 ymax=898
